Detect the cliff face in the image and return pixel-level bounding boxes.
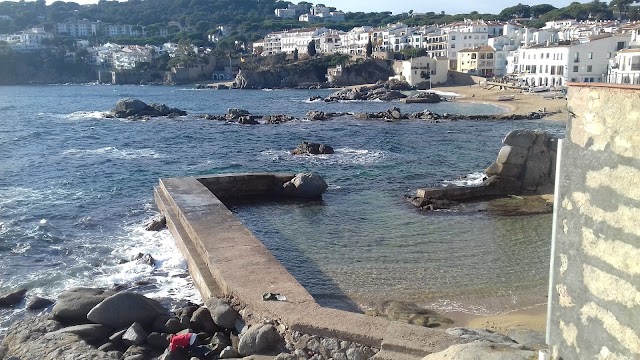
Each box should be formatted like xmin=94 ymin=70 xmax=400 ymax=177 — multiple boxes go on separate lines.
xmin=329 ymin=59 xmax=394 ymax=87
xmin=235 ymin=57 xmax=393 ymax=89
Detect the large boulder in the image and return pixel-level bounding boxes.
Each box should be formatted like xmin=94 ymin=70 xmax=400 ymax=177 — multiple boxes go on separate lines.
xmin=306 ymin=110 xmax=328 ymax=121
xmin=282 ymin=173 xmax=328 ymax=198
xmin=52 ymin=288 xmax=115 ymax=324
xmin=496 ymin=146 xmax=528 ymax=165
xmin=121 ymin=322 xmax=148 ymax=347
xmin=115 ymin=98 xmax=147 ymax=115
xmin=0 ymin=288 xmax=27 ymax=307
xmin=291 ymin=142 xmax=334 ymax=155
xmin=112 ymin=98 xmax=187 ymax=118
xmin=190 ymin=307 xmax=219 ymax=334
xmin=87 ymin=292 xmax=168 ymax=329
xmin=47 ymin=324 xmax=113 ymax=342
xmin=26 ymin=296 xmax=54 ymax=311
xmin=204 ymin=298 xmax=239 ymax=330
xmin=238 ymin=324 xmax=281 ymax=356
xmin=503 ymin=130 xmax=537 ymax=148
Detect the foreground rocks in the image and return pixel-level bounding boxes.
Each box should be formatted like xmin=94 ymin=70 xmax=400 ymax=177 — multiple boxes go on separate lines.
xmin=411 ymin=129 xmax=558 ymax=213
xmin=282 ymin=173 xmax=328 ymax=198
xmin=108 ymin=98 xmax=187 ymax=119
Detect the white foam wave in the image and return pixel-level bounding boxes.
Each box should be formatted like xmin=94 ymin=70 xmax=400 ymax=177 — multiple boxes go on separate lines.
xmin=442 ymin=172 xmax=487 ymax=187
xmin=260 ymin=147 xmax=388 ymax=165
xmin=94 ymin=221 xmax=201 ymax=304
xmin=0 ymin=187 xmax=87 ymax=210
xmin=62 ymin=147 xmax=161 ymax=159
xmin=65 ymin=111 xmax=108 ymax=120
xmin=11 ymin=243 xmax=31 ymax=254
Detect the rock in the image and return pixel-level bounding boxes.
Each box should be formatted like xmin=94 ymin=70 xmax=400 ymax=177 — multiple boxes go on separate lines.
xmin=306 ymin=110 xmax=328 ymax=121
xmin=87 ymin=292 xmax=168 ymax=329
xmin=147 ymin=332 xmax=170 ymax=349
xmin=164 ymin=317 xmax=184 ymax=334
xmin=219 ymin=346 xmax=240 ymax=359
xmin=124 ymin=355 xmax=145 ymax=360
xmin=503 ymin=129 xmax=537 ymax=148
xmin=122 ymin=344 xmax=152 ymax=358
xmin=282 ymin=173 xmax=328 ymax=198
xmin=367 ymin=301 xmax=453 ymax=328
xmin=445 ymin=328 xmax=516 ymax=344
xmin=112 ymin=98 xmax=187 ymax=119
xmin=204 ymin=297 xmax=239 ymax=330
xmin=145 ymin=216 xmax=166 ymax=231
xmin=389 ymin=107 xmax=402 ymax=119
xmin=484 ymin=162 xmax=522 ymax=179
xmin=238 ymin=324 xmax=281 ymax=356
xmin=507 ymin=329 xmax=546 ymax=349
xmin=26 ymin=296 xmax=54 ymax=310
xmin=275 ymin=353 xmax=297 ymax=360
xmin=2 ymin=316 xmax=116 ymax=360
xmin=496 ymin=146 xmax=528 ymax=166
xmin=522 ymin=145 xmax=552 ymax=189
xmin=226 ymin=108 xmax=251 ymax=120
xmin=160 ymin=347 xmax=190 ymax=360
xmin=346 ymin=347 xmax=368 ymax=360
xmin=208 ymin=332 xmax=232 ymax=356
xmin=52 ymin=287 xmax=115 ymax=324
xmin=132 ymin=253 xmax=156 ymax=267
xmin=292 ymin=142 xmax=334 ymax=155
xmin=48 ymin=324 xmax=113 ymax=342
xmin=190 ymin=307 xmax=219 ymax=334
xmin=98 ymin=342 xmax=119 ymax=352
xmin=421 ymin=342 xmax=535 ymax=360
xmin=122 ymin=322 xmax=148 ymax=347
xmin=109 ymin=328 xmax=127 ymax=344
xmin=0 ymin=288 xmax=27 ymax=307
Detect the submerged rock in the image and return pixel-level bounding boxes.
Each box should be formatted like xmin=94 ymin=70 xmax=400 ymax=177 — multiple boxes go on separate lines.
xmin=0 ymin=288 xmax=27 ymax=307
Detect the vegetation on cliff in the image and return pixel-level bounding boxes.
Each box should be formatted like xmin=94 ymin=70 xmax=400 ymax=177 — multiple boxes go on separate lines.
xmin=0 ymin=47 xmax=96 ymax=84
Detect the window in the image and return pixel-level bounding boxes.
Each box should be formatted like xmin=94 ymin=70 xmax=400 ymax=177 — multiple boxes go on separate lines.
xmin=574 ymin=53 xmax=579 ymax=63
xmin=588 ymin=52 xmax=593 ymax=59
xmin=487 ymin=53 xmax=493 ymax=59
xmin=451 ymin=35 xmax=456 ymax=40
xmin=617 ymin=42 xmax=625 ymax=51
xmin=546 ymin=53 xmax=550 ymax=59
xmin=607 ymin=52 xmax=611 ymax=59
xmin=587 ymin=65 xmax=592 ymax=72
xmin=451 ymin=44 xmax=455 ymax=48
xmin=573 ymin=66 xmax=578 ymax=72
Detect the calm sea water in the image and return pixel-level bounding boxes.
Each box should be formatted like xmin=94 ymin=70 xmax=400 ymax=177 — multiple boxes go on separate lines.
xmin=0 ymin=85 xmax=564 ymax=333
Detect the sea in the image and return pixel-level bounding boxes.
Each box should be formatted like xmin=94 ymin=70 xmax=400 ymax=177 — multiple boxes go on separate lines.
xmin=0 ymin=84 xmax=565 ymax=335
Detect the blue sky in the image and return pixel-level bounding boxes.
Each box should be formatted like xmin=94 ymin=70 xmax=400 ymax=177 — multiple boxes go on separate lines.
xmin=318 ymin=0 xmax=592 ymax=15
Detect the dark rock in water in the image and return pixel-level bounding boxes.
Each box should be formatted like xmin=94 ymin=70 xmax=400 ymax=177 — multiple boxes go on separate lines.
xmin=122 ymin=322 xmax=148 ymax=347
xmin=282 ymin=173 xmax=328 ymax=198
xmin=0 ymin=288 xmax=27 ymax=307
xmin=48 ymin=324 xmax=113 ymax=342
xmin=133 ymin=253 xmax=156 ymax=267
xmin=238 ymin=115 xmax=259 ymax=125
xmin=262 ymin=114 xmax=295 ymax=124
xmin=87 ymin=292 xmax=168 ymax=329
xmin=306 ymin=110 xmax=329 ymax=121
xmin=26 ymin=296 xmax=54 ymax=310
xmin=226 ymin=108 xmax=251 ymax=120
xmin=112 ymin=98 xmax=187 ymax=119
xmin=238 ymin=324 xmax=281 ymax=356
xmin=145 ymin=216 xmax=166 ymax=231
xmin=291 ymin=142 xmax=334 ymax=155
xmin=365 ymin=300 xmax=453 ymax=328
xmin=52 ymin=288 xmax=115 ymax=324
xmin=190 ymin=307 xmax=219 ymax=334
xmin=205 ymin=298 xmax=239 ymax=330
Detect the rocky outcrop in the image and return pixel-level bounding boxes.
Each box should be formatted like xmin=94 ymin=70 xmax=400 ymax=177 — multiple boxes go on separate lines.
xmin=282 ymin=173 xmax=328 ymax=198
xmin=323 ymin=81 xmax=409 ymax=102
xmin=411 ymin=129 xmax=558 ymax=212
xmin=86 ymin=292 xmax=168 ymax=328
xmin=0 ymin=288 xmax=27 ymax=307
xmin=403 ymin=92 xmax=443 ymax=104
xmin=145 ymin=216 xmax=166 ymax=231
xmin=365 ymin=301 xmax=453 ymax=328
xmin=52 ymin=288 xmax=115 ymax=324
xmin=109 ymin=98 xmax=187 ymax=119
xmin=292 ymin=142 xmax=334 ymax=155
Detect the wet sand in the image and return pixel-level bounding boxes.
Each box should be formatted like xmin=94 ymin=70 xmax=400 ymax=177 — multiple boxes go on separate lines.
xmin=448 ymin=304 xmax=548 ymax=333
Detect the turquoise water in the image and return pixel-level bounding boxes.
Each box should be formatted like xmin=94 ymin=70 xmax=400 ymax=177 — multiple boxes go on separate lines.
xmin=0 ymin=85 xmax=564 ymax=332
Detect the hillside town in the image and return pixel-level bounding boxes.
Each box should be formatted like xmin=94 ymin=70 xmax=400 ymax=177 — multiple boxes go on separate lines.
xmin=1 ymin=1 xmax=640 ymax=86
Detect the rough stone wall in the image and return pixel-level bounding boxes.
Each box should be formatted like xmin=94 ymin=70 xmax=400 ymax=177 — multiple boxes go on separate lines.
xmin=548 ymin=83 xmax=640 ymax=360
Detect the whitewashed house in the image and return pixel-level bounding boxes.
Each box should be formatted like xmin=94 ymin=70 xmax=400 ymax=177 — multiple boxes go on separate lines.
xmin=394 ymin=56 xmax=448 ymax=86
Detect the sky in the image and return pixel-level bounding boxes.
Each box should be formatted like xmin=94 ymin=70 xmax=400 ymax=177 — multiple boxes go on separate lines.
xmin=318 ymin=0 xmax=593 ymax=15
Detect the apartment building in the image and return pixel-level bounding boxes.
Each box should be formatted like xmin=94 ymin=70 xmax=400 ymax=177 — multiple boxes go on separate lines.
xmin=457 ymin=45 xmax=496 ymax=77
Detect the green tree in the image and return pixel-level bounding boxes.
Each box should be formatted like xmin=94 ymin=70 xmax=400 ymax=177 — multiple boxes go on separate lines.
xmin=293 ymin=47 xmax=298 ymax=61
xmin=307 ymin=39 xmax=316 ymax=57
xmin=366 ymin=38 xmax=373 ymax=57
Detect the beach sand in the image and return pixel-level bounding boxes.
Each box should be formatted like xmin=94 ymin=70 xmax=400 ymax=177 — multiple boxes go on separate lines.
xmin=433 ymin=84 xmax=568 ymax=122
xmin=447 ymin=304 xmax=548 ymax=333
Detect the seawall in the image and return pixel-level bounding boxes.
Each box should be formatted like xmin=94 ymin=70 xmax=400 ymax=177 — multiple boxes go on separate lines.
xmin=154 ymin=173 xmax=463 ymax=360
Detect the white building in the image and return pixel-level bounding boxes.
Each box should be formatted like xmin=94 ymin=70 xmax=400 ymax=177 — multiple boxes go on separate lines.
xmin=607 ymin=48 xmax=640 ymax=84
xmin=280 ymin=27 xmax=328 ymax=54
xmin=112 ymin=45 xmax=153 ymax=69
xmin=489 ymin=36 xmax=519 ymax=76
xmin=1 ymin=27 xmax=54 ymax=50
xmin=56 ymin=19 xmax=95 ymax=38
xmin=275 ymin=8 xmax=297 ymax=18
xmin=338 ymin=26 xmax=373 ymax=55
xmin=394 ymin=56 xmax=448 ymax=86
xmin=511 ymin=34 xmax=631 ymax=87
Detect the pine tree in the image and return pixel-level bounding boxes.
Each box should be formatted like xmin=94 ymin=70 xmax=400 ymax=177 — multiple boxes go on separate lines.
xmin=307 ymin=40 xmax=316 ymax=57
xmin=366 ymin=39 xmax=373 ymax=58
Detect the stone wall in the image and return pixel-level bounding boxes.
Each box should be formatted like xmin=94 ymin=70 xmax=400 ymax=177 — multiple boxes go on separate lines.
xmin=198 ymin=173 xmax=294 ymax=200
xmin=547 ymin=83 xmax=640 ymax=359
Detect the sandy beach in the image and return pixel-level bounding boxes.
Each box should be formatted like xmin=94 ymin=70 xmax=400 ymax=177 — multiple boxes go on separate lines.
xmin=447 ymin=305 xmax=548 ymax=334
xmin=432 ymin=84 xmax=568 ymax=122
